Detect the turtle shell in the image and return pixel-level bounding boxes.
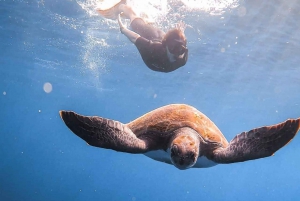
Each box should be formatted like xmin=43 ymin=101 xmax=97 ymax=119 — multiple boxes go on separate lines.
xmin=127 ymin=104 xmax=229 ymax=147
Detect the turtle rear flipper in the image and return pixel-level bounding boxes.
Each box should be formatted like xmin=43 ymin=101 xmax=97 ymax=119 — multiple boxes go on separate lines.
xmin=59 ymin=111 xmax=147 ymax=153
xmin=211 ymin=118 xmax=300 ymax=164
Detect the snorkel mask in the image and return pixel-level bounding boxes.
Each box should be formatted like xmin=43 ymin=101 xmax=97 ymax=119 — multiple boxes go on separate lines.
xmin=167 ymin=38 xmax=187 ymax=56
xmin=166 ymin=38 xmax=187 ymax=62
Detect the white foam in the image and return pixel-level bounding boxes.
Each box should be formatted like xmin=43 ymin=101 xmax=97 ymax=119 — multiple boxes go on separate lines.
xmin=76 ymin=0 xmax=240 ymax=21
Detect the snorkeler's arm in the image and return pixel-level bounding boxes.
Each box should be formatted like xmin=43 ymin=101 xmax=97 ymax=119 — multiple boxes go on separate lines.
xmin=118 ymin=14 xmax=140 ymax=43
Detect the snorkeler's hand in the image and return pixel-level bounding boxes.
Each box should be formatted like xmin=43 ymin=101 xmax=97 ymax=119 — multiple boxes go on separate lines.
xmin=118 ymin=14 xmax=125 ymax=33
xmin=117 ymin=13 xmax=141 ymax=44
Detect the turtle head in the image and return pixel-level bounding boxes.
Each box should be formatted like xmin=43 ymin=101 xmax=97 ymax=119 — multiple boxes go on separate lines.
xmin=169 ymin=128 xmax=200 ymax=170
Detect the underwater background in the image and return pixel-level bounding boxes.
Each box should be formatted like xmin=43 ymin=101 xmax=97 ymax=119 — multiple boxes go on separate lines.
xmin=1 ymin=0 xmax=300 ymax=200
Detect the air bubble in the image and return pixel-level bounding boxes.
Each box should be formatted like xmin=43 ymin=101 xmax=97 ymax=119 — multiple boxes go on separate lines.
xmin=43 ymin=82 xmax=52 ymax=93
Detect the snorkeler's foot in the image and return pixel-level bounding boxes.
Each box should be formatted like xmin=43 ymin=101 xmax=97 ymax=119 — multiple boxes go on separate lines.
xmin=96 ymin=0 xmax=127 ymax=20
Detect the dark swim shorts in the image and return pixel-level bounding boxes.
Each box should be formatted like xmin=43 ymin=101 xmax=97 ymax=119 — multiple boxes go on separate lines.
xmin=130 ymin=18 xmax=165 ymax=42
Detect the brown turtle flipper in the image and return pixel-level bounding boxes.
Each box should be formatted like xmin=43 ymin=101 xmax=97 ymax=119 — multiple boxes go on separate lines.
xmin=59 ymin=111 xmax=148 ymax=153
xmin=211 ymin=118 xmax=300 ymax=164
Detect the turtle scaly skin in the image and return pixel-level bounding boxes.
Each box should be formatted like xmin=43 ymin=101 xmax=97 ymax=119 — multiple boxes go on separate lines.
xmin=59 ymin=104 xmax=300 ymax=170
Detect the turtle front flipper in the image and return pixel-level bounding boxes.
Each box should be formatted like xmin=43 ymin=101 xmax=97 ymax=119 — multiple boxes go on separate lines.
xmin=211 ymin=118 xmax=300 ymax=164
xmin=59 ymin=111 xmax=148 ymax=153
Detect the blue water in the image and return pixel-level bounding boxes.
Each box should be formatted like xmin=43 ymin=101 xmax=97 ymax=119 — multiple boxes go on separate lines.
xmin=1 ymin=0 xmax=300 ymax=200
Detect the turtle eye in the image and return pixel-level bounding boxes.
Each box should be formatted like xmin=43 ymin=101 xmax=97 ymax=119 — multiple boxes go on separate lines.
xmin=171 ymin=145 xmax=178 ymax=156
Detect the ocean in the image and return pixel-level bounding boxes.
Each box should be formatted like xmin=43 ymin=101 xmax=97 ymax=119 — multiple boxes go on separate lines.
xmin=1 ymin=0 xmax=300 ymax=200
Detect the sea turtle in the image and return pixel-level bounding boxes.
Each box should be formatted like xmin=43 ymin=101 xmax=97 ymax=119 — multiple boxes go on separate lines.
xmin=59 ymin=104 xmax=300 ymax=170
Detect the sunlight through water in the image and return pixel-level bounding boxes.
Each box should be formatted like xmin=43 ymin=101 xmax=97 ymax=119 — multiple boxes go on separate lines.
xmin=77 ymin=0 xmax=240 ymax=18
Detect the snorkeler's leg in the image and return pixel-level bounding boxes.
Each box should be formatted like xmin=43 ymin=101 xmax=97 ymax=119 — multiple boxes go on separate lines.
xmin=96 ymin=0 xmax=127 ymax=20
xmin=118 ymin=4 xmax=139 ymax=22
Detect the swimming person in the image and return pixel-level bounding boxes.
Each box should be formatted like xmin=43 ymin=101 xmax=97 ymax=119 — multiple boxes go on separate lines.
xmin=97 ymin=0 xmax=188 ymax=73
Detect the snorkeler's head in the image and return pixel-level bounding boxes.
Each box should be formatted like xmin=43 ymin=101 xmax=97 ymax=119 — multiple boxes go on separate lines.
xmin=163 ymin=29 xmax=187 ymax=56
